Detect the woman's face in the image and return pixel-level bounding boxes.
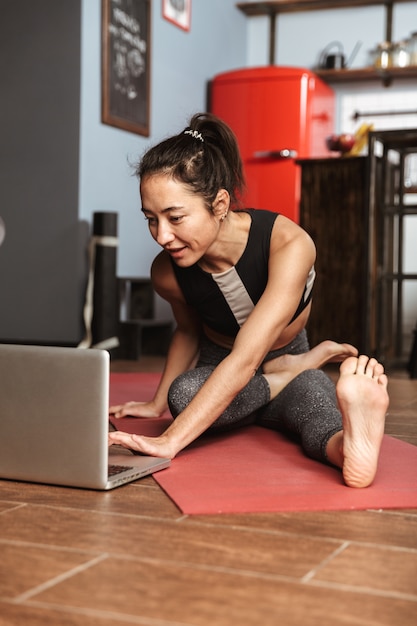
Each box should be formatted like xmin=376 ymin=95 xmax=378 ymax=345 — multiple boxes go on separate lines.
xmin=140 ymin=174 xmax=227 ymax=267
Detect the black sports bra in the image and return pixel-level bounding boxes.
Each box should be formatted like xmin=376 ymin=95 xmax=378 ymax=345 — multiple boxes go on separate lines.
xmin=171 ymin=209 xmax=315 ymax=337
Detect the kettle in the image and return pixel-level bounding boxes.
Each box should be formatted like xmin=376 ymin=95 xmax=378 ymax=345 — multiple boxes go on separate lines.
xmin=318 ymin=40 xmax=362 ymax=70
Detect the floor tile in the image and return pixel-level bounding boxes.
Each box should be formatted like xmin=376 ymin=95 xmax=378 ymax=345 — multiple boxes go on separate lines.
xmin=0 ymin=601 xmax=141 ymax=626
xmin=193 ymin=509 xmax=417 ymax=550
xmin=0 ymin=504 xmax=341 ymax=579
xmin=27 ymin=556 xmax=417 ymax=626
xmin=0 ymin=479 xmax=181 ymax=519
xmin=0 ymin=543 xmax=102 ymax=599
xmin=313 ymin=543 xmax=417 ymax=597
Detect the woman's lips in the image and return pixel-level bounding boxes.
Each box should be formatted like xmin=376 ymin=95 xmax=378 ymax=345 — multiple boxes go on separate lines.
xmin=165 ymin=246 xmax=187 ymax=259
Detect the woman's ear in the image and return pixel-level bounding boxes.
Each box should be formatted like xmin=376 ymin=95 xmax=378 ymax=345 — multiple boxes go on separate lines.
xmin=212 ymin=189 xmax=230 ymax=221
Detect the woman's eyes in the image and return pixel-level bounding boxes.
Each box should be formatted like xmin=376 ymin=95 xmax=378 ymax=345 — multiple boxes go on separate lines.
xmin=144 ymin=215 xmax=183 ymax=224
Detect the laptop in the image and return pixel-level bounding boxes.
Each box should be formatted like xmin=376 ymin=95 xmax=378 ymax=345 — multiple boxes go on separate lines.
xmin=0 ymin=344 xmax=170 ymax=490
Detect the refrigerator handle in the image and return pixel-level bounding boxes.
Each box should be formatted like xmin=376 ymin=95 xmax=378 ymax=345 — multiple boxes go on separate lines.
xmin=253 ymin=149 xmax=298 ymax=160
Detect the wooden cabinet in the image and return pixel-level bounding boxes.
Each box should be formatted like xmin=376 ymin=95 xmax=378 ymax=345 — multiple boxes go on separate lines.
xmin=298 ymin=132 xmax=417 ymax=371
xmin=367 ymin=128 xmax=417 ymax=370
xmin=297 ymin=157 xmax=371 ymax=352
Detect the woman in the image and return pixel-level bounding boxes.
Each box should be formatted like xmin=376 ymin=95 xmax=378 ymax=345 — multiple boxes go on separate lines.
xmin=109 ymin=113 xmax=389 ymax=488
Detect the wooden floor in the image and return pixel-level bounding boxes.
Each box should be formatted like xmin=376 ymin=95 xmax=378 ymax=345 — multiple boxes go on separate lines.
xmin=1 ymin=358 xmax=416 ymax=626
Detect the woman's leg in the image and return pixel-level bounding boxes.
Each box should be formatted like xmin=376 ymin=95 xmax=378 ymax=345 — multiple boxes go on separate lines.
xmin=168 ymin=365 xmax=269 ymax=431
xmin=168 ymin=331 xmax=308 ymax=431
xmin=167 ymin=330 xmax=350 ymax=433
xmin=167 ymin=332 xmax=308 ymax=432
xmin=256 ymin=368 xmax=343 ymax=462
xmin=257 ymin=355 xmax=389 ymax=488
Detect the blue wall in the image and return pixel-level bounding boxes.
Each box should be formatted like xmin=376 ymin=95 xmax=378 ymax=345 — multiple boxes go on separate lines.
xmin=79 ymin=0 xmax=247 ymax=292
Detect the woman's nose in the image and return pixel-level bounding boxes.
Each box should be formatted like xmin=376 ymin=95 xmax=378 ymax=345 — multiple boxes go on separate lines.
xmin=156 ymin=222 xmax=175 ymax=246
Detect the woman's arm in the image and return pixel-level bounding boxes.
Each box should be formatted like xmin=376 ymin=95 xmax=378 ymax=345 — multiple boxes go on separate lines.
xmin=109 ymin=252 xmax=201 ymax=418
xmin=109 ymin=217 xmax=316 ymax=456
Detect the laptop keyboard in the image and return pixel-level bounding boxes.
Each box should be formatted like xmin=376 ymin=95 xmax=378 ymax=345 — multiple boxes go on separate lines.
xmin=108 ymin=464 xmax=133 ymax=477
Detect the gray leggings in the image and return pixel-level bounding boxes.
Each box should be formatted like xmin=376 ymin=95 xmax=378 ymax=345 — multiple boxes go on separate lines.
xmin=167 ymin=330 xmax=343 ymax=463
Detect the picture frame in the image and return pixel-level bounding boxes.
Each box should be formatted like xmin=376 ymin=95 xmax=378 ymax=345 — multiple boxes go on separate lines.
xmin=101 ymin=0 xmax=151 ymax=136
xmin=162 ymin=0 xmax=191 ymax=32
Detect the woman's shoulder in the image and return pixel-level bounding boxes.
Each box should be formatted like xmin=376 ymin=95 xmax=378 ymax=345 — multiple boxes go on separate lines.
xmin=270 ymin=213 xmax=316 ymax=259
xmin=240 ymin=209 xmax=311 ymax=251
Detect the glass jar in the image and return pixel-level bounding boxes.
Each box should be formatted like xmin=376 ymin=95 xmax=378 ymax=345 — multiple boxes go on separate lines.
xmin=391 ymin=40 xmax=410 ymax=67
xmin=408 ymin=32 xmax=417 ymax=65
xmin=370 ymin=42 xmax=394 ymax=69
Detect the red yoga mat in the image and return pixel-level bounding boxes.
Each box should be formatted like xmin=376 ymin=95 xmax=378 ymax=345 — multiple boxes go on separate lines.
xmin=110 ymin=373 xmax=417 ymax=515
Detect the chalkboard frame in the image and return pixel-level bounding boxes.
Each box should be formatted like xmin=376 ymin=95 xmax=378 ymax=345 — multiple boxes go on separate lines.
xmin=101 ymin=0 xmax=151 ymax=136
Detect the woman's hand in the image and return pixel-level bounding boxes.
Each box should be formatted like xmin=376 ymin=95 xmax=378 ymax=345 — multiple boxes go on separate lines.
xmin=109 ymin=401 xmax=162 ymax=419
xmin=108 ymin=430 xmax=177 ymax=459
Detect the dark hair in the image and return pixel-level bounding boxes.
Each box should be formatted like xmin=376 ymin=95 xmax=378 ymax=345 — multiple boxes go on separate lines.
xmin=136 ymin=112 xmax=246 ymax=210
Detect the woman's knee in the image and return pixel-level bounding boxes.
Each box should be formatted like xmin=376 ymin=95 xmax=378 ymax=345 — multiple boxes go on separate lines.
xmin=167 ymin=367 xmax=213 ymax=417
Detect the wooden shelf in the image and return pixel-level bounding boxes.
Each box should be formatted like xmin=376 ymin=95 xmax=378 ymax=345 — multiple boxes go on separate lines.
xmin=237 ymin=1 xmax=416 ymax=16
xmin=237 ymin=1 xmax=416 ymax=72
xmin=315 ymin=65 xmax=417 ymax=84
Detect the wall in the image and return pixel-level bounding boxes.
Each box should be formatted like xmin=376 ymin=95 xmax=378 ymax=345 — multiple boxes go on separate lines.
xmin=79 ymin=0 xmax=247 ymax=320
xmin=0 ymin=0 xmax=84 ymax=344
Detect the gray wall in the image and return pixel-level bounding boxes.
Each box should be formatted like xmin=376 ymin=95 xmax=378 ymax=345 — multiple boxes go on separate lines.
xmin=0 ymin=0 xmax=85 ymax=343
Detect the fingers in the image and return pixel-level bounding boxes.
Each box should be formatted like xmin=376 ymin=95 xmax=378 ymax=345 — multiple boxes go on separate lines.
xmin=109 ymin=408 xmax=126 ymax=419
xmin=109 ymin=401 xmax=138 ymax=419
xmin=108 ymin=431 xmax=143 ymax=452
xmin=109 ymin=407 xmax=126 ymax=419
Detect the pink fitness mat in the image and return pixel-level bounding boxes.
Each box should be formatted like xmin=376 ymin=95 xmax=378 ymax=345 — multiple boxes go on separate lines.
xmin=110 ymin=373 xmax=417 ymax=515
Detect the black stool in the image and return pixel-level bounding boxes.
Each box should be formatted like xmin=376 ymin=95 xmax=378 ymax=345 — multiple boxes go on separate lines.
xmin=408 ymin=322 xmax=417 ymax=379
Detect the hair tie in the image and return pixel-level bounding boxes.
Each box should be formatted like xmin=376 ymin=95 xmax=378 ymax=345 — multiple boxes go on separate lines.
xmin=184 ymin=129 xmax=204 ymax=142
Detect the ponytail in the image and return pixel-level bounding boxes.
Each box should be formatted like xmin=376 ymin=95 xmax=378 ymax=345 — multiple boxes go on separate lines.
xmin=137 ymin=112 xmax=246 ymax=210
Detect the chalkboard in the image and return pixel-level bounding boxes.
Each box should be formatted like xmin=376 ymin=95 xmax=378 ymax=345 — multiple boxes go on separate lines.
xmin=101 ymin=0 xmax=151 ymax=136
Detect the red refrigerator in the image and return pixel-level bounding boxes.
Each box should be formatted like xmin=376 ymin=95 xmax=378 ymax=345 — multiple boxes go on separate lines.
xmin=210 ymin=66 xmax=335 ymax=223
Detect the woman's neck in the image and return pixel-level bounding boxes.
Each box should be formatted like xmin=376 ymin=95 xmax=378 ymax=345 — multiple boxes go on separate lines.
xmin=198 ymin=211 xmax=251 ymax=274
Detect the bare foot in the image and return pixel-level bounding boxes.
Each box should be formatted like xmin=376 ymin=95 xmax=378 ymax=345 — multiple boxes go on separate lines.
xmin=263 ymin=340 xmax=358 ymax=398
xmin=332 ymin=355 xmax=389 ymax=488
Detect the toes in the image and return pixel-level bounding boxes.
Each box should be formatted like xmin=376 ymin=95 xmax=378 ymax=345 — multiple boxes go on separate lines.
xmin=378 ymin=373 xmax=389 ymax=389
xmin=364 ymin=357 xmax=386 ymax=379
xmin=355 ymin=354 xmax=372 ymax=375
xmin=373 ymin=362 xmax=385 ymax=377
xmin=340 ymin=354 xmax=387 ymax=381
xmin=363 ymin=357 xmax=375 ymax=376
xmin=340 ymin=355 xmax=361 ymax=375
